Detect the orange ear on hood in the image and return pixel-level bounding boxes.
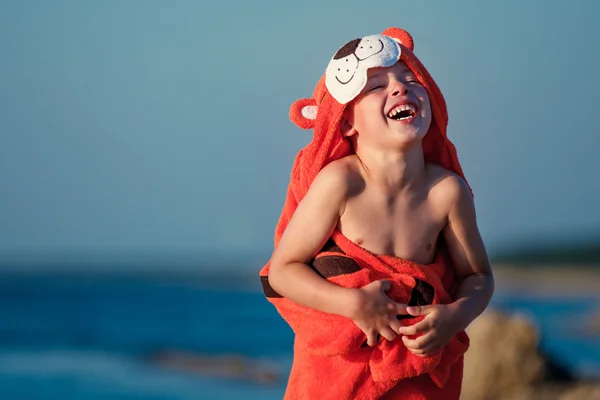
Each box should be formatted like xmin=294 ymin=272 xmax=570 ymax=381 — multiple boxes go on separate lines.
xmin=289 ymin=98 xmax=318 ymax=130
xmin=289 ymin=74 xmax=329 ymax=130
xmin=382 ymin=27 xmax=415 ymax=51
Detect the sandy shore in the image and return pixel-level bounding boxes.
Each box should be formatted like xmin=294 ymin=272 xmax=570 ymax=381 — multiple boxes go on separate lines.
xmin=492 ymin=263 xmax=600 ymax=297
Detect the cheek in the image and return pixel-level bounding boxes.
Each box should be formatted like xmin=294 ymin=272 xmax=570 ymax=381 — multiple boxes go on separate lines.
xmin=418 ymin=91 xmax=432 ymax=115
xmin=349 ymin=108 xmax=372 ymax=132
xmin=357 ymin=102 xmax=383 ymax=126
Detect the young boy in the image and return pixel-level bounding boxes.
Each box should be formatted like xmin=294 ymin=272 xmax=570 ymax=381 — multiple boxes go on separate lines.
xmin=260 ymin=27 xmax=494 ymax=400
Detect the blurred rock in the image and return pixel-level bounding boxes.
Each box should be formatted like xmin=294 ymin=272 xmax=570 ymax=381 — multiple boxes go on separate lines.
xmin=148 ymin=350 xmax=280 ymax=384
xmin=462 ymin=310 xmax=600 ymax=400
xmin=588 ymin=310 xmax=600 ymax=335
xmin=462 ymin=310 xmax=546 ymax=400
xmin=557 ymin=383 xmax=600 ymax=400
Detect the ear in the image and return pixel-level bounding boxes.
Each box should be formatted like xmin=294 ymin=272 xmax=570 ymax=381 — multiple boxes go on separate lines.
xmin=382 ymin=27 xmax=414 ymax=51
xmin=290 ymin=98 xmax=318 ymax=129
xmin=340 ymin=118 xmax=357 ymax=138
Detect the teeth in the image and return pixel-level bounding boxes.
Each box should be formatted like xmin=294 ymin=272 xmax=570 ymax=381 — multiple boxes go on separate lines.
xmin=387 ymin=104 xmax=417 ymax=118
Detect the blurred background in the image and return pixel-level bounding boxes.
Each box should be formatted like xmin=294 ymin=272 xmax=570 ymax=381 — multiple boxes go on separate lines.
xmin=1 ymin=0 xmax=599 ymax=399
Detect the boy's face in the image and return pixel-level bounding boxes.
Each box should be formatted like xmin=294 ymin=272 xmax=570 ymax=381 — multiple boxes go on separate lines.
xmin=343 ymin=61 xmax=432 ymax=148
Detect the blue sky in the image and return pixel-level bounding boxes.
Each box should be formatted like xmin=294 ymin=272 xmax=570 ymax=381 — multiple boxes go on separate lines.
xmin=1 ymin=0 xmax=599 ymax=265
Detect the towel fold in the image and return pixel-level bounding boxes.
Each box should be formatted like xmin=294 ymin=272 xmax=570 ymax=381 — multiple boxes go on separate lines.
xmin=261 ymin=231 xmax=469 ymax=399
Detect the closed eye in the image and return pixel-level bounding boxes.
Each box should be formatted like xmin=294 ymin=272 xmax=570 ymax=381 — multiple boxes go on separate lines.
xmin=367 ymin=85 xmax=385 ymax=92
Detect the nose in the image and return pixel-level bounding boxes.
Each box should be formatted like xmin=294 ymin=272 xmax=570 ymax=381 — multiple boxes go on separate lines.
xmin=390 ymin=80 xmax=408 ymax=97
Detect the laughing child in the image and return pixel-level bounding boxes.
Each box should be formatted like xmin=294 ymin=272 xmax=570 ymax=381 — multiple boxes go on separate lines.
xmin=260 ymin=27 xmax=494 ymax=400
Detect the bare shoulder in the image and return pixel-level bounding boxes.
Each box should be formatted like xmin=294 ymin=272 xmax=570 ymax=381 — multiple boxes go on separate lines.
xmin=426 ymin=164 xmax=472 ymax=210
xmin=312 ymin=155 xmax=365 ymax=197
xmin=270 ymin=156 xmax=362 ymax=266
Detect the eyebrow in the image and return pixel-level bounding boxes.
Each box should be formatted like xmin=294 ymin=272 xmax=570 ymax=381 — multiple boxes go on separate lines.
xmin=368 ymin=71 xmax=386 ymax=79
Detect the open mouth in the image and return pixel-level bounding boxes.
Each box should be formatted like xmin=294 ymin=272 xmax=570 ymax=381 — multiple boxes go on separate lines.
xmin=387 ymin=103 xmax=418 ymax=121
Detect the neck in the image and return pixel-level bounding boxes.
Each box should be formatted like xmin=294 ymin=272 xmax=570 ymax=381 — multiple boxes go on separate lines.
xmin=354 ymin=142 xmax=426 ymax=192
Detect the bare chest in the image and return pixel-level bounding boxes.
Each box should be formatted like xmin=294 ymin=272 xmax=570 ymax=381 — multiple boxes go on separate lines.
xmin=338 ymin=191 xmax=447 ymax=264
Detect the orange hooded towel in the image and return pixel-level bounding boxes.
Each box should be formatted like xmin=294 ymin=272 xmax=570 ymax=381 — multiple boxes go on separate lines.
xmin=259 ymin=27 xmax=471 ymax=400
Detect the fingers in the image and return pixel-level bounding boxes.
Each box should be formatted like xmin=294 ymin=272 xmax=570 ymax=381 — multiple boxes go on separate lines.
xmin=364 ymin=324 xmax=402 ymax=347
xmin=402 ymin=332 xmax=440 ymax=357
xmin=402 ymin=335 xmax=428 ymax=356
xmin=366 ymin=331 xmax=378 ymax=347
xmin=419 ymin=342 xmax=442 ymax=356
xmin=379 ymin=327 xmax=397 ymax=342
xmin=394 ymin=303 xmax=409 ymax=317
xmin=406 ymin=305 xmax=432 ymax=317
xmin=406 ymin=344 xmax=442 ymax=357
xmin=389 ymin=319 xmax=402 ymax=335
xmin=398 ymin=320 xmax=428 ymax=336
xmin=402 ymin=335 xmax=430 ymax=351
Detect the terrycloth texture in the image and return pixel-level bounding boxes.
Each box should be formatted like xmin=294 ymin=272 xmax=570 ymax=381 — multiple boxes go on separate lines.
xmin=259 ymin=27 xmax=472 ymax=399
xmin=263 ymin=232 xmax=469 ymax=399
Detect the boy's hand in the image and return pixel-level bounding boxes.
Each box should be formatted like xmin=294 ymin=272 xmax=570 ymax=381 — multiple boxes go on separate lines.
xmin=350 ymin=280 xmax=408 ymax=347
xmin=398 ymin=303 xmax=462 ymax=357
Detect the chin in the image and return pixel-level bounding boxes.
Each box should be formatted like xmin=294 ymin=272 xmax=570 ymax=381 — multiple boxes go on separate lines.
xmin=392 ymin=125 xmax=424 ymax=140
xmin=383 ymin=133 xmax=420 ymax=150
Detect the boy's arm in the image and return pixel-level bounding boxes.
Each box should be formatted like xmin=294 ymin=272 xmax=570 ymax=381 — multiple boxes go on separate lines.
xmin=399 ymin=175 xmax=494 ymax=356
xmin=442 ymin=177 xmax=495 ymax=331
xmin=268 ymin=162 xmax=358 ymax=319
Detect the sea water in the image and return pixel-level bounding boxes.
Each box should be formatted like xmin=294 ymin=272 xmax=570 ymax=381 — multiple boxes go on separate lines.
xmin=0 ymin=272 xmax=597 ymax=399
